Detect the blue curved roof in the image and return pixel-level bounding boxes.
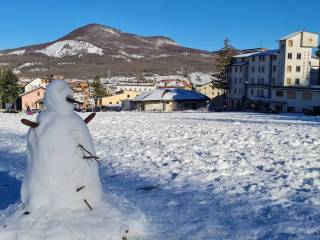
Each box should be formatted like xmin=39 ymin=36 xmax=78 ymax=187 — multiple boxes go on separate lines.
xmin=133 ymin=88 xmax=210 ymax=102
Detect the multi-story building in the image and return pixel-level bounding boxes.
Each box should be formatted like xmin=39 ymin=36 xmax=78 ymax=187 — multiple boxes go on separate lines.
xmin=227 ymin=31 xmax=320 ymax=112
xmin=116 ymin=82 xmax=156 ymax=93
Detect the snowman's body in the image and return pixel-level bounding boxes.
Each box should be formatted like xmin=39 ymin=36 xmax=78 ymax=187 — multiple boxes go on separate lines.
xmin=21 ymin=80 xmax=102 ymax=211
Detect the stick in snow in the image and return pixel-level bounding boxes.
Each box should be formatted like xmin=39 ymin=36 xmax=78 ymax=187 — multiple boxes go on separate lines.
xmin=78 ymin=144 xmax=100 ymax=162
xmin=21 ymin=119 xmax=39 ymax=128
xmin=76 ymin=186 xmax=85 ymax=192
xmin=84 ymin=113 xmax=96 ymax=124
xmin=83 ymin=199 xmax=92 ymax=210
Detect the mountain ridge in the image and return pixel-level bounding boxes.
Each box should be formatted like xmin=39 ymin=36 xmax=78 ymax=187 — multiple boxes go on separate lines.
xmin=0 ymin=23 xmax=217 ymax=79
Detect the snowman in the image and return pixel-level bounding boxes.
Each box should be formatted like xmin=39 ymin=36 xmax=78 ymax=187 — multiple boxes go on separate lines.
xmin=21 ymin=80 xmax=102 ymax=212
xmin=0 ymin=80 xmax=149 ymax=240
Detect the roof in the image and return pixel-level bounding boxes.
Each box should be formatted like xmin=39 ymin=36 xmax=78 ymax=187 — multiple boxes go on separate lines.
xmin=234 ymin=49 xmax=279 ymax=58
xmin=24 ymin=77 xmax=46 ymax=88
xmin=240 ymin=48 xmax=269 ymax=54
xmin=20 ymin=87 xmax=46 ymax=97
xmin=133 ymin=88 xmax=209 ymax=102
xmin=233 ymin=52 xmax=259 ymax=58
xmin=251 ymin=49 xmax=279 ymax=56
xmin=278 ymin=31 xmax=318 ymax=41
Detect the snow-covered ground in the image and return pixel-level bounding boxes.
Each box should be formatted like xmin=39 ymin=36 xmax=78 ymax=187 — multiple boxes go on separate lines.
xmin=0 ymin=112 xmax=319 ymax=239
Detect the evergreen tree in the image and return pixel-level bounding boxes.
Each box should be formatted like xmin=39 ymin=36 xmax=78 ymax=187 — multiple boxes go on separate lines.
xmin=91 ymin=75 xmax=107 ymax=98
xmin=215 ymin=38 xmax=237 ymax=80
xmin=0 ymin=69 xmax=20 ymax=109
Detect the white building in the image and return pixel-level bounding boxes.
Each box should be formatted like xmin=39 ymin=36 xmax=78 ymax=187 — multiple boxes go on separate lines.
xmin=24 ymin=77 xmax=49 ymax=93
xmin=116 ymin=82 xmax=156 ymax=93
xmin=227 ymin=31 xmax=320 ymax=112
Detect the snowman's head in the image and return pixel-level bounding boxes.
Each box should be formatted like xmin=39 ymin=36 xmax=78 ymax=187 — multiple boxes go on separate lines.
xmin=44 ymin=80 xmax=74 ymax=113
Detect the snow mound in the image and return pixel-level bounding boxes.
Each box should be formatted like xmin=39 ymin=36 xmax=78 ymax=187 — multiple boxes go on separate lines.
xmin=8 ymin=50 xmax=25 ymax=55
xmin=0 ymin=200 xmax=148 ymax=240
xmin=154 ymin=39 xmax=178 ymax=47
xmin=36 ymin=40 xmax=103 ymax=58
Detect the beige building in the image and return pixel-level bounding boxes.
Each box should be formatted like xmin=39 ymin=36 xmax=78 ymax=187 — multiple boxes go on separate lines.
xmin=196 ymin=81 xmax=225 ymax=99
xmin=100 ymin=90 xmax=140 ymax=106
xmin=20 ymin=87 xmax=46 ymax=110
xmin=227 ymin=31 xmax=320 ymax=112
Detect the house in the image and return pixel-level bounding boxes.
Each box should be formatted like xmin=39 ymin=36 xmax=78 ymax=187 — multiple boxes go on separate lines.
xmin=195 ymin=81 xmax=226 ymax=99
xmin=24 ymin=77 xmax=49 ymax=93
xmin=196 ymin=81 xmax=226 ymax=110
xmin=100 ymin=90 xmax=141 ymax=107
xmin=20 ymin=87 xmax=46 ymax=110
xmin=68 ymin=80 xmax=90 ymax=109
xmin=226 ymin=31 xmax=320 ymax=112
xmin=116 ymin=82 xmax=156 ymax=93
xmin=132 ymin=88 xmax=209 ymax=111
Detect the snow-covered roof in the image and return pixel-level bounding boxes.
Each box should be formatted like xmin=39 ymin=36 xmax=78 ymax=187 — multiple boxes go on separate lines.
xmin=233 ymin=52 xmax=259 ymax=58
xmin=251 ymin=49 xmax=279 ymax=56
xmin=278 ymin=31 xmax=302 ymax=41
xmin=133 ymin=88 xmax=209 ymax=102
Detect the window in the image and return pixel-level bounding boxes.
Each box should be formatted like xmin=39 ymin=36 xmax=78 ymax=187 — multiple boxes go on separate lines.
xmin=251 ymin=89 xmax=254 ymax=95
xmin=258 ymin=66 xmax=261 ymax=72
xmin=287 ymin=66 xmax=292 ymax=72
xmin=239 ymin=78 xmax=242 ymax=83
xmin=109 ymin=102 xmax=112 ymax=104
xmin=262 ymin=66 xmax=265 ymax=72
xmin=235 ymin=66 xmax=238 ymax=73
xmin=127 ymin=94 xmax=130 ymax=98
xmin=302 ymin=92 xmax=312 ymax=100
xmin=288 ymin=40 xmax=293 ymax=47
xmin=240 ymin=67 xmax=242 ymax=73
xmin=286 ymin=78 xmax=291 ymax=84
xmin=239 ymin=88 xmax=242 ymax=94
xmin=37 ymin=91 xmax=40 ymax=96
xmin=296 ymin=66 xmax=301 ymax=72
xmin=276 ymin=91 xmax=283 ymax=97
xmin=261 ymin=78 xmax=264 ymax=84
xmin=288 ymin=53 xmax=292 ymax=59
xmin=295 ymin=79 xmax=300 ymax=85
xmin=116 ymin=102 xmax=119 ymax=104
xmin=272 ymin=78 xmax=276 ymax=84
xmin=287 ymin=90 xmax=296 ymax=99
xmin=273 ymin=55 xmax=277 ymax=60
xmin=287 ymin=107 xmax=295 ymax=113
xmin=297 ymin=53 xmax=301 ymax=59
xmin=234 ymin=89 xmax=237 ymax=94
xmin=235 ymin=77 xmax=237 ymax=84
xmin=262 ymin=55 xmax=265 ymax=61
xmin=252 ymin=56 xmax=255 ymax=62
xmin=252 ymin=67 xmax=255 ymax=73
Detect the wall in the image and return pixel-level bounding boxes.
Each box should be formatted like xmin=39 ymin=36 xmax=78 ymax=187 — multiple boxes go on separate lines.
xmin=21 ymin=88 xmax=46 ymax=110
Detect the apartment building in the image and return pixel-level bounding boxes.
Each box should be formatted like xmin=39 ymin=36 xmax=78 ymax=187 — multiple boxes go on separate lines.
xmin=227 ymin=31 xmax=320 ymax=112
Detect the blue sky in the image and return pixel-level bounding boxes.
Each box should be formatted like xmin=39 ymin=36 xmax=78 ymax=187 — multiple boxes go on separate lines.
xmin=0 ymin=0 xmax=319 ymax=51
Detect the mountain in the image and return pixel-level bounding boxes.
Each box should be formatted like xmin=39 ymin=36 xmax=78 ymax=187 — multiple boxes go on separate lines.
xmin=0 ymin=24 xmax=217 ymax=79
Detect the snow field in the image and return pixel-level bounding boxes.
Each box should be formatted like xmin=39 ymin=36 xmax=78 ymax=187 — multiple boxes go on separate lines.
xmin=0 ymin=112 xmax=319 ymax=239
